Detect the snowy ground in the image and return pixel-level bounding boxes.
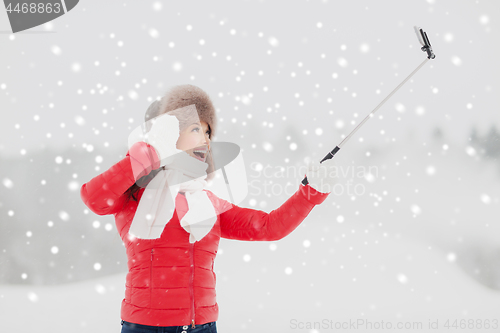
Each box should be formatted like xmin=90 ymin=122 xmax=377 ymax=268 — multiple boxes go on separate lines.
xmin=1 ymin=132 xmax=499 ymax=333
xmin=1 ymin=226 xmax=500 ymax=333
xmin=2 ymin=135 xmax=500 ymax=333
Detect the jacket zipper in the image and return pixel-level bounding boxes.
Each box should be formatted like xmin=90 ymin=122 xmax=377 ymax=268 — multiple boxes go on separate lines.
xmin=150 ymin=248 xmax=154 ymax=307
xmin=189 ymin=242 xmax=195 ymax=328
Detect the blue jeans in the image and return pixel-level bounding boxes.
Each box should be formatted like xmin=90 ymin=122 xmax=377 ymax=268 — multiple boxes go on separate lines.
xmin=121 ymin=320 xmax=217 ymax=333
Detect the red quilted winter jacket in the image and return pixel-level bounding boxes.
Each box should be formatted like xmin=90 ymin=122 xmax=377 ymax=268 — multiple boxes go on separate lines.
xmin=80 ymin=142 xmax=329 ymax=327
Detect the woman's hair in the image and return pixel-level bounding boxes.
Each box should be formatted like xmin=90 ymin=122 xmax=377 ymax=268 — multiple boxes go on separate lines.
xmin=125 ymin=85 xmax=217 ymax=202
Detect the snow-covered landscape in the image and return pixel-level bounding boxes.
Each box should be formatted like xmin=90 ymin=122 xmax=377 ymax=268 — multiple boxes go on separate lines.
xmin=2 ymin=226 xmax=500 ymax=333
xmin=1 ymin=0 xmax=499 ymax=332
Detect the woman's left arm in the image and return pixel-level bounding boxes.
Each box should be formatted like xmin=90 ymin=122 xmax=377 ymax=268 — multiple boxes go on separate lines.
xmin=217 ymin=184 xmax=329 ymax=241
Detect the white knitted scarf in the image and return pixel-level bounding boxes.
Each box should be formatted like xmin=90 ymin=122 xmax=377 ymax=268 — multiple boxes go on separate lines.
xmin=129 ymin=152 xmax=217 ymax=242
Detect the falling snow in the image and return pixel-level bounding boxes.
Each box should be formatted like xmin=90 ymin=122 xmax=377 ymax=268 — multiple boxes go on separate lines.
xmin=268 ymin=36 xmax=279 ymax=47
xmin=397 ymin=274 xmax=408 ymax=284
xmin=337 ymin=57 xmax=348 ymax=67
xmin=451 ymin=56 xmax=462 ymax=66
xmin=263 ymin=142 xmax=273 ymax=152
xmin=410 ymin=204 xmax=422 ymax=215
xmin=480 ymin=194 xmax=491 ymax=204
xmin=2 ymin=178 xmax=13 ymax=189
xmin=1 ymin=2 xmax=499 ymax=331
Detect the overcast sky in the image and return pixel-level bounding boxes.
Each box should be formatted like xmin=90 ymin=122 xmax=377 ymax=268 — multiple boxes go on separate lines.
xmin=1 ymin=0 xmax=499 ymax=158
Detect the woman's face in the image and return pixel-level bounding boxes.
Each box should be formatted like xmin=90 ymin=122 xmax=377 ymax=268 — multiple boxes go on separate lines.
xmin=176 ymin=120 xmax=211 ymax=162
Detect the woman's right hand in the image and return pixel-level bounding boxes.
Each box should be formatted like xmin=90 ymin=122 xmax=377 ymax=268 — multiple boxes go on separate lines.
xmin=145 ymin=113 xmax=183 ymax=165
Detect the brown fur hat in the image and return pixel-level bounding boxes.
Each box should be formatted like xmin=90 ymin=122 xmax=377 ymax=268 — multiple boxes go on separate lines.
xmin=145 ymin=84 xmax=217 ymax=139
xmin=143 ymin=84 xmax=217 ymax=182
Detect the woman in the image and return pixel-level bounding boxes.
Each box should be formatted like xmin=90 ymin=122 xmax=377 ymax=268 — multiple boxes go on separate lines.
xmin=80 ymin=84 xmax=336 ymax=333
